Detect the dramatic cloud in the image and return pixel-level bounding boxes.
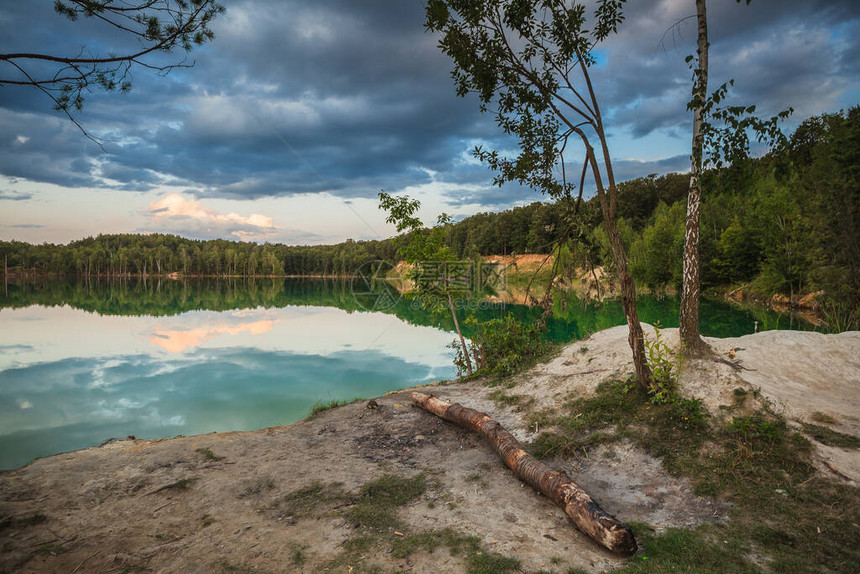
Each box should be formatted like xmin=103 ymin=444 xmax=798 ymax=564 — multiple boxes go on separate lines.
xmin=145 ymin=194 xmax=279 ymax=240
xmin=0 ymin=0 xmax=857 ymax=242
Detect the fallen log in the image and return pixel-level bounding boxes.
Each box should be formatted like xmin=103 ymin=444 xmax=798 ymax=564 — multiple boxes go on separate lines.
xmin=411 ymin=392 xmax=637 ymax=556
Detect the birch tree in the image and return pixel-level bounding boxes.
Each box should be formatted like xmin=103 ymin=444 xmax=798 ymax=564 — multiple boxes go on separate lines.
xmin=679 ymin=0 xmax=710 ymax=356
xmin=680 ymin=0 xmax=790 ymax=356
xmin=426 ymin=0 xmax=654 ymax=387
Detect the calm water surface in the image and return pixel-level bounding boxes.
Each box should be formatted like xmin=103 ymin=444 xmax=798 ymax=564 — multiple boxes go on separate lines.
xmin=0 ymin=278 xmax=813 ymax=469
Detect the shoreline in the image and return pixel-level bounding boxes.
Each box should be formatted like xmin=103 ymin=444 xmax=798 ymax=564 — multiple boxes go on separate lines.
xmin=2 ymin=326 xmax=857 ymax=572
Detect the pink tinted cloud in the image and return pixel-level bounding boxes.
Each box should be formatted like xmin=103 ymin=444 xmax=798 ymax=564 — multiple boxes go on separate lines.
xmin=150 ymin=319 xmax=276 ymax=353
xmin=147 ymin=193 xmax=279 ymax=240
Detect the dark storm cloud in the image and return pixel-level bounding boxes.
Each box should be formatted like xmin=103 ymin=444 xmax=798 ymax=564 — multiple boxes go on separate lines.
xmin=599 ymin=0 xmax=860 ymax=137
xmin=0 ymin=0 xmax=857 ymax=211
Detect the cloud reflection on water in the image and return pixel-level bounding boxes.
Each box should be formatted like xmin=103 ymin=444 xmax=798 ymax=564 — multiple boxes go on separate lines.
xmin=150 ymin=319 xmax=276 ymax=352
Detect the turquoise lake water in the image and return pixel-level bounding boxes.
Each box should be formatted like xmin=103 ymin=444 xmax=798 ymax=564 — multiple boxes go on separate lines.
xmin=0 ymin=278 xmax=813 ymax=470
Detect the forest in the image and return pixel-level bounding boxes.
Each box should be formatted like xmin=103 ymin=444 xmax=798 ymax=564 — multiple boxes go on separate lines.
xmin=2 ymin=109 xmax=857 ymax=310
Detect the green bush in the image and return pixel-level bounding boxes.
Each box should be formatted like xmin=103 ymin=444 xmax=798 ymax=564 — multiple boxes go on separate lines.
xmin=452 ymin=314 xmax=548 ymax=378
xmin=643 ymin=323 xmax=684 ymax=404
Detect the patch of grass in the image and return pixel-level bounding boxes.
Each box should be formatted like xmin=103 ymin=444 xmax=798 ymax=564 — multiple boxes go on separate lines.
xmin=216 ymin=559 xmax=257 ymax=574
xmin=289 ymin=542 xmax=307 ymax=566
xmin=801 ymin=422 xmax=860 ymax=448
xmin=530 ymin=380 xmax=645 ymax=458
xmin=465 ymin=472 xmax=488 ymax=488
xmin=391 ymin=527 xmax=479 ymax=559
xmin=172 ymin=477 xmax=196 ymax=490
xmin=196 ymin=447 xmax=224 ymax=461
xmin=34 ymin=543 xmax=67 ymax=556
xmin=620 ymin=525 xmax=759 ymax=573
xmin=391 ymin=527 xmax=518 ymax=574
xmin=280 ymin=481 xmax=349 ymax=518
xmin=310 ymin=397 xmax=359 ymax=416
xmin=537 ymin=379 xmax=860 ymax=573
xmin=488 ymin=389 xmax=526 ymax=409
xmin=810 ymin=411 xmax=837 ymax=424
xmin=0 ymin=511 xmax=47 ymax=531
xmin=201 ymin=514 xmax=215 ymax=527
xmin=239 ymin=478 xmax=276 ymax=499
xmin=347 ymin=473 xmax=426 ymax=531
xmin=468 ymin=551 xmax=519 ymax=574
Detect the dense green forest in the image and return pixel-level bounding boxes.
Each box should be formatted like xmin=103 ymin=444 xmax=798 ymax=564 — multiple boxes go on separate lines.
xmin=2 ymin=109 xmax=857 ymax=308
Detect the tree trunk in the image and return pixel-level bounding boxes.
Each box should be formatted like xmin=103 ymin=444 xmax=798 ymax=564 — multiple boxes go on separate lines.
xmin=680 ymin=0 xmax=709 ymax=357
xmin=411 ymin=392 xmax=637 ymax=556
xmin=586 ymin=145 xmax=653 ymax=387
xmin=578 ymin=64 xmax=654 ymax=389
xmin=448 ymin=291 xmax=473 ymax=376
xmin=603 ymin=210 xmax=652 ymax=385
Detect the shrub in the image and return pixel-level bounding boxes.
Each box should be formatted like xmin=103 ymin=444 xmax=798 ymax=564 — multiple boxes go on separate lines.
xmin=643 ymin=323 xmax=684 ymax=404
xmin=452 ymin=314 xmax=548 ymax=378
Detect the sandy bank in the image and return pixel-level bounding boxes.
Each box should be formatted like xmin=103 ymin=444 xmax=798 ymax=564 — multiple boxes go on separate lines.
xmin=1 ymin=327 xmax=857 ymax=573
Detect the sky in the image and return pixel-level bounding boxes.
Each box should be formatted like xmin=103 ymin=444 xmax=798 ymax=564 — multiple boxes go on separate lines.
xmin=1 ymin=0 xmax=858 ymax=246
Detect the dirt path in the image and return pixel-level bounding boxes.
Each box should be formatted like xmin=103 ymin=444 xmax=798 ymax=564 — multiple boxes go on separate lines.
xmin=1 ymin=327 xmax=857 ymax=573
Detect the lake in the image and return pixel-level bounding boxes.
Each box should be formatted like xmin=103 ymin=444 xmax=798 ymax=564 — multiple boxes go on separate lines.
xmin=0 ymin=277 xmax=813 ymax=470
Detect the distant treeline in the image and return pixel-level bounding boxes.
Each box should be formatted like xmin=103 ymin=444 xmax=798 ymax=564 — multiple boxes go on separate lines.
xmin=2 ymin=109 xmax=857 ymax=305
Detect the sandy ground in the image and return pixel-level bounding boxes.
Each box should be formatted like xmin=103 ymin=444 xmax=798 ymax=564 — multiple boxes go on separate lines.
xmin=1 ymin=326 xmax=857 ymax=573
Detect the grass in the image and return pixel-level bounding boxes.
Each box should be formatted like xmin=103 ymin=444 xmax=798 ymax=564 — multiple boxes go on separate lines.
xmin=34 ymin=543 xmax=67 ymax=556
xmin=522 ymin=379 xmax=860 ymax=573
xmin=309 ymin=397 xmax=361 ymax=416
xmin=196 ymin=447 xmax=224 ymax=461
xmin=276 ymin=474 xmax=521 ymax=574
xmin=488 ymin=389 xmax=524 ymax=408
xmin=216 ymin=559 xmax=257 ymax=574
xmin=170 ymin=477 xmax=197 ymax=490
xmin=289 ymin=542 xmax=307 ymax=566
xmin=466 ymin=472 xmax=488 ymax=489
xmin=347 ymin=473 xmax=427 ymax=531
xmin=0 ymin=512 xmax=47 ymax=531
xmin=811 ymin=411 xmax=838 ymax=424
xmin=280 ymin=481 xmax=349 ymax=518
xmin=800 ymin=422 xmax=860 ymax=448
xmin=391 ymin=527 xmax=519 ymax=574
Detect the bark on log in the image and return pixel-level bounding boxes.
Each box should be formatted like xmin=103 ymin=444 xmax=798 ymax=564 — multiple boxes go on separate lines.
xmin=411 ymin=392 xmax=637 ymax=556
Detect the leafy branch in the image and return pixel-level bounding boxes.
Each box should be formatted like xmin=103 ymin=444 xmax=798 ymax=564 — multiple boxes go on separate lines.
xmin=0 ymin=0 xmax=224 ymax=148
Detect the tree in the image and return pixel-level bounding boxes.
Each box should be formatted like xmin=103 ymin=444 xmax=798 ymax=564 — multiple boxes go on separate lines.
xmin=379 ymin=191 xmax=474 ymax=376
xmin=679 ymin=0 xmax=710 ymax=356
xmin=0 ymin=0 xmax=224 ymax=146
xmin=426 ymin=0 xmax=654 ymax=387
xmin=679 ymin=0 xmax=789 ymax=356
